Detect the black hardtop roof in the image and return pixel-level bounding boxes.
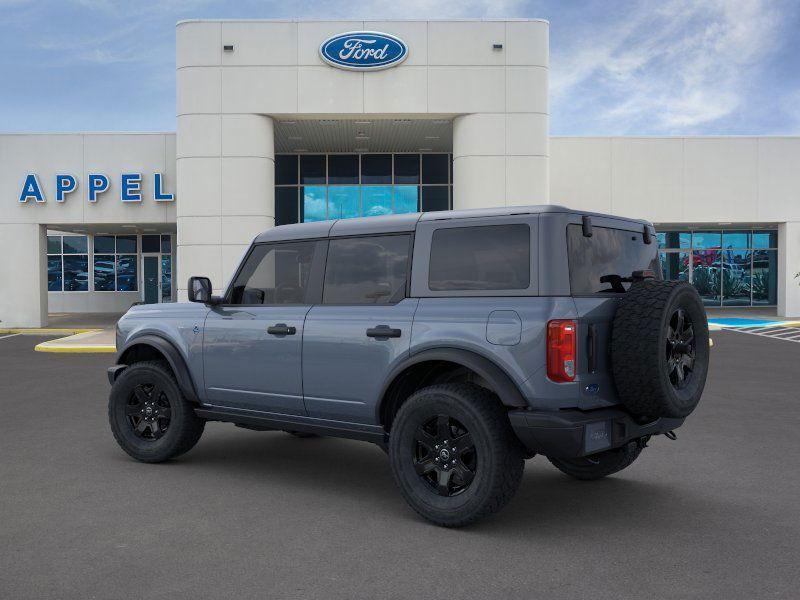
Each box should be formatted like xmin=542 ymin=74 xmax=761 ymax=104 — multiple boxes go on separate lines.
xmin=253 ymin=204 xmax=652 ymax=243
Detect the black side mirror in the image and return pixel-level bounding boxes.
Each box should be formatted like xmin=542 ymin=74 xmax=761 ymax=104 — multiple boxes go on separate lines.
xmin=188 ymin=276 xmax=212 ymax=303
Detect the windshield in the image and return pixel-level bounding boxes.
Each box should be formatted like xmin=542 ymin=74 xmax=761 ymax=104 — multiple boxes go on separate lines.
xmin=567 ymin=224 xmax=661 ymax=294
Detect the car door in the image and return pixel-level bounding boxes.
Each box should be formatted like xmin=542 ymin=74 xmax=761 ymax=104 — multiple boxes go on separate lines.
xmin=302 ymin=233 xmax=417 ymax=424
xmin=203 ymin=240 xmax=323 ymax=415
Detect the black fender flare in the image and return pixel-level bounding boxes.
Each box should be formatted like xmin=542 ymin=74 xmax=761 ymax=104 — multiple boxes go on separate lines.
xmin=114 ymin=334 xmax=200 ymax=403
xmin=378 ymin=347 xmax=528 ymax=420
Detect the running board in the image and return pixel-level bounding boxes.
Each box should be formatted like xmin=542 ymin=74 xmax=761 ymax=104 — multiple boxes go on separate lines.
xmin=194 ymin=406 xmax=388 ymax=446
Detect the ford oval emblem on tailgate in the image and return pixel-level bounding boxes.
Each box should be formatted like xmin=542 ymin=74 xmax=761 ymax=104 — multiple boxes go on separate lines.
xmin=320 ymin=31 xmax=408 ymax=71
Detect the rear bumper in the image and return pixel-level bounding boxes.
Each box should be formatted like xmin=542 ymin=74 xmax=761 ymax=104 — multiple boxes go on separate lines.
xmin=508 ymin=407 xmax=684 ymax=458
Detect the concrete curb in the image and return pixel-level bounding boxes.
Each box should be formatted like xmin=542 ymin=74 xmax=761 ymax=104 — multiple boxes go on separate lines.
xmin=34 ymin=342 xmax=116 ymax=354
xmin=0 ymin=328 xmax=100 ymax=335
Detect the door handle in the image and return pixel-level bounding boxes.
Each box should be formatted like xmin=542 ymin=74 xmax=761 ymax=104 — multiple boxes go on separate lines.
xmin=366 ymin=325 xmax=402 ymax=339
xmin=267 ymin=323 xmax=296 ymax=336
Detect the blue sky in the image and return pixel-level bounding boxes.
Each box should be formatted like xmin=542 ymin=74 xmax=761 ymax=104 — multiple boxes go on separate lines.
xmin=0 ymin=0 xmax=798 ymax=135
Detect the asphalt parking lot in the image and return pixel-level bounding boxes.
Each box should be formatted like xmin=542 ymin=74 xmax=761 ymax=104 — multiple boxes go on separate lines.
xmin=1 ymin=331 xmax=799 ymax=599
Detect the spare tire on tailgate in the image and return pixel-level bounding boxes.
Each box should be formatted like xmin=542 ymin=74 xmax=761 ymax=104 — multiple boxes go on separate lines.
xmin=611 ymin=279 xmax=709 ymax=419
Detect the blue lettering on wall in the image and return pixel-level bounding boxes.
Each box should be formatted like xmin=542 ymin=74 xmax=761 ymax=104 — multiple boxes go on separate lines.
xmin=87 ymin=173 xmax=110 ymax=203
xmin=319 ymin=31 xmax=408 ymax=71
xmin=121 ymin=173 xmax=142 ymax=202
xmin=153 ymin=173 xmax=174 ymax=202
xmin=56 ymin=174 xmax=77 ymax=202
xmin=19 ymin=174 xmax=45 ymax=203
xmin=18 ymin=173 xmax=174 ymax=205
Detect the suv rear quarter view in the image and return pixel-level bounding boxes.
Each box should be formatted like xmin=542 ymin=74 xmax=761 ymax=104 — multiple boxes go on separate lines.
xmin=108 ymin=205 xmax=709 ymax=527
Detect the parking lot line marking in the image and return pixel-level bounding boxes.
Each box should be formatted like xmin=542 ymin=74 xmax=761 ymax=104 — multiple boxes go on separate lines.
xmin=0 ymin=333 xmax=21 ymax=341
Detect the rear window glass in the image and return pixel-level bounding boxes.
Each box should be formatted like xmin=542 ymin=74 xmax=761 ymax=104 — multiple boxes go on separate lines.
xmin=428 ymin=224 xmax=530 ymax=291
xmin=567 ymin=224 xmax=660 ymax=294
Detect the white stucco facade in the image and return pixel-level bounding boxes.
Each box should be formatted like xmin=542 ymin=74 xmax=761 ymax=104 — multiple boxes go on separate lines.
xmin=1 ymin=19 xmax=799 ymax=328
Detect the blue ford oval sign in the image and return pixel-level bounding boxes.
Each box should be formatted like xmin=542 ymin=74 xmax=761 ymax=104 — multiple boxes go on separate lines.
xmin=319 ymin=31 xmax=408 ymax=71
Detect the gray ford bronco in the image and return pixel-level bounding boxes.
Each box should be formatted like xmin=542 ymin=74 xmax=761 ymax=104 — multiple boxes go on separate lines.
xmin=108 ymin=205 xmax=709 ymax=527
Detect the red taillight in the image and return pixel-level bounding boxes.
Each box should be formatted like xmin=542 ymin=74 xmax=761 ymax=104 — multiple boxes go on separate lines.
xmin=547 ymin=320 xmax=577 ymax=382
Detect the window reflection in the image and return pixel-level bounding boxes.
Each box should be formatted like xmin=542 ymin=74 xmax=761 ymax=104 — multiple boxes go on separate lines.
xmin=362 ymin=186 xmax=393 ymax=216
xmin=302 ymin=186 xmax=327 ymax=222
xmin=328 ymin=186 xmax=360 ymax=219
xmin=658 ymin=229 xmax=777 ymax=307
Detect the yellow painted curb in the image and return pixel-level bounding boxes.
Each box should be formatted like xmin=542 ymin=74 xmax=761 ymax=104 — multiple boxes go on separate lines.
xmin=34 ymin=343 xmax=116 ymax=354
xmin=0 ymin=328 xmax=100 ymax=335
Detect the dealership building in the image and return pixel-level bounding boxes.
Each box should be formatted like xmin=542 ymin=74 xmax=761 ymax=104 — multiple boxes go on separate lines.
xmin=1 ymin=18 xmax=799 ymax=328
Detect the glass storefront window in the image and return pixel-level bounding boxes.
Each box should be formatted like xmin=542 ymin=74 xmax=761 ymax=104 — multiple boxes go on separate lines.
xmin=328 ymin=155 xmax=358 ymax=184
xmin=394 ymin=186 xmax=419 ymax=214
xmin=63 ymin=235 xmax=88 ymax=254
xmin=116 ymin=235 xmax=137 ymax=254
xmin=752 ymin=230 xmax=778 ymax=249
xmin=141 ymin=234 xmax=161 ymax=253
xmin=47 ymin=256 xmax=62 ymax=291
xmin=421 ymin=186 xmax=449 ymax=212
xmin=657 ymin=231 xmax=691 ymax=249
xmin=362 ymin=186 xmax=393 ymax=216
xmin=692 ymin=231 xmax=721 ymax=249
xmin=659 ymin=251 xmax=690 ymax=282
xmin=721 ymin=249 xmax=751 ymax=306
xmin=722 ymin=231 xmax=750 ymax=249
xmin=327 ymin=186 xmax=360 ymax=219
xmin=394 ymin=154 xmax=420 ymax=184
xmin=300 ymin=155 xmax=325 ymax=184
xmin=63 ymin=255 xmax=89 ymax=291
xmin=276 ymin=187 xmax=299 ymax=226
xmin=275 ymin=154 xmax=298 ymax=185
xmin=422 ymin=154 xmax=449 ymax=184
xmin=692 ymin=250 xmax=721 ymax=306
xmin=47 ymin=235 xmax=62 ymax=254
xmin=161 ymin=235 xmax=172 ymax=254
xmin=278 ymin=153 xmax=452 ymax=224
xmin=161 ymin=255 xmax=172 ymax=301
xmin=361 ymin=154 xmax=392 ymax=184
xmin=93 ymin=255 xmax=116 ymax=291
xmin=116 ymin=255 xmax=137 ymax=291
xmin=302 ymin=186 xmax=326 ymax=222
xmin=753 ymin=250 xmax=778 ymax=305
xmin=94 ymin=235 xmax=115 ymax=253
xmin=658 ymin=228 xmax=778 ymax=307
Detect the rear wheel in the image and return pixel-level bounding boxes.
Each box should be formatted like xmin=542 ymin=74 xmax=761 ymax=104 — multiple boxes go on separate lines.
xmin=548 ymin=441 xmax=643 ymax=481
xmin=389 ymin=383 xmax=524 ymax=527
xmin=108 ymin=361 xmax=205 ymax=463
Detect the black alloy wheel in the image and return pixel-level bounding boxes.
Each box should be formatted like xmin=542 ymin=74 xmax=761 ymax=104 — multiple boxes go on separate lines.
xmin=126 ymin=383 xmax=172 ymax=440
xmin=412 ymin=414 xmax=477 ymax=497
xmin=666 ymin=308 xmax=696 ymax=390
xmin=109 ymin=360 xmax=205 ymax=463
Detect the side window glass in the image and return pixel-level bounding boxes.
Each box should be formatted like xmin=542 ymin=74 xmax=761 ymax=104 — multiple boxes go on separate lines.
xmin=229 ymin=242 xmax=316 ymax=305
xmin=323 ymin=235 xmax=410 ymax=304
xmin=428 ymin=224 xmax=530 ymax=291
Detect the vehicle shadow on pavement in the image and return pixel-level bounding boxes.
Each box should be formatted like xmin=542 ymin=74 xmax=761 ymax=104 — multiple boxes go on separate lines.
xmin=127 ymin=425 xmax=727 ymax=533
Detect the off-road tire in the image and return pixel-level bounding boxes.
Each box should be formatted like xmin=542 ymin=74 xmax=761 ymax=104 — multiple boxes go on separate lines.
xmin=389 ymin=383 xmax=524 ymax=527
xmin=548 ymin=441 xmax=643 ymax=481
xmin=108 ymin=361 xmax=205 ymax=463
xmin=612 ymin=279 xmax=709 ymax=418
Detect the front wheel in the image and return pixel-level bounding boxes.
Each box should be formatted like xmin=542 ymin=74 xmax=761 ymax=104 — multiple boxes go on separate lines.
xmin=547 ymin=441 xmax=643 ymax=481
xmin=388 ymin=383 xmax=524 ymax=527
xmin=108 ymin=361 xmax=205 ymax=463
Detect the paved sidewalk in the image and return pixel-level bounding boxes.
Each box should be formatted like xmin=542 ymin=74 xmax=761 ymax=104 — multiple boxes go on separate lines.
xmin=33 ymin=329 xmax=116 ymax=353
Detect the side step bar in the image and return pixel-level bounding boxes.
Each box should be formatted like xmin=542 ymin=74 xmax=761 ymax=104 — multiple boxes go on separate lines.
xmin=194 ymin=406 xmax=388 ymax=447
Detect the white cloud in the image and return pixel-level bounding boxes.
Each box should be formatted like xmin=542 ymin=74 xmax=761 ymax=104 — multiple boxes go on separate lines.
xmin=551 ymin=0 xmax=791 ymax=133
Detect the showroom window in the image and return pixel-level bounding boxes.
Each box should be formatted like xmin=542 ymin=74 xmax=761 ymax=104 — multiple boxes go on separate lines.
xmin=274 ymin=153 xmax=453 ymax=225
xmin=657 ymin=229 xmax=778 ymax=307
xmin=47 ymin=235 xmax=89 ymax=292
xmin=93 ymin=235 xmax=138 ymax=292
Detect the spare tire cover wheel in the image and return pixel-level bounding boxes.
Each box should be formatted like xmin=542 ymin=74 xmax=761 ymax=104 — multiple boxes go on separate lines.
xmin=611 ymin=280 xmax=709 ymax=419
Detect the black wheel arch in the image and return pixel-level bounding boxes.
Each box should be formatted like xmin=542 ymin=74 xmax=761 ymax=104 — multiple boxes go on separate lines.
xmin=114 ymin=335 xmax=200 ymax=404
xmin=378 ymin=347 xmax=528 ymax=430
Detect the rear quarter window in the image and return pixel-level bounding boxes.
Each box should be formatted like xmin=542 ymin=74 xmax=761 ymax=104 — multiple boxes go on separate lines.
xmin=428 ymin=224 xmax=530 ymax=291
xmin=567 ymin=224 xmax=661 ymax=294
